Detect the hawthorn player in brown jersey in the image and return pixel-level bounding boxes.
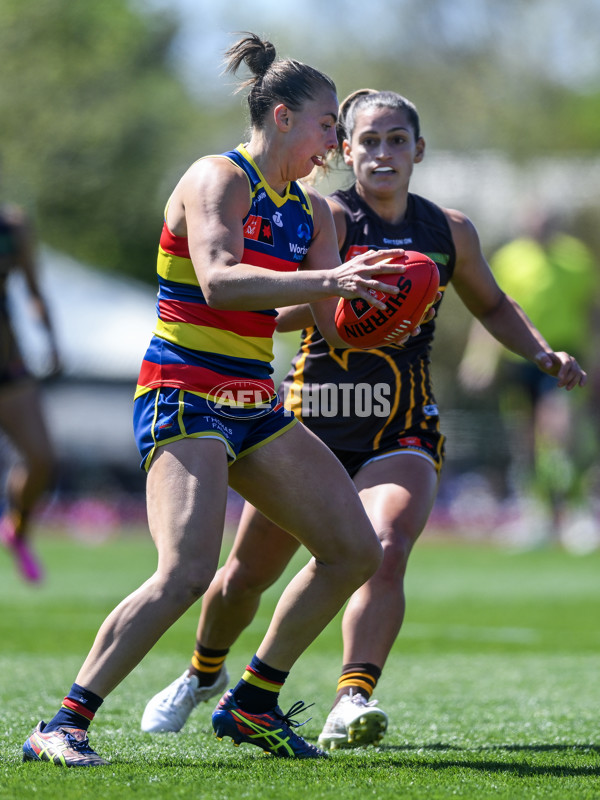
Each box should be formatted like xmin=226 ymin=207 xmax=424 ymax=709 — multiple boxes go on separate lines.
xmin=141 ymin=89 xmax=585 ymax=749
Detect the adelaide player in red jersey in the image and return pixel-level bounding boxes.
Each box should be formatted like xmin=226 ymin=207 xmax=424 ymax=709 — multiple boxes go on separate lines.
xmin=141 ymin=88 xmax=586 ymax=749
xmin=22 ymin=37 xmax=415 ymax=767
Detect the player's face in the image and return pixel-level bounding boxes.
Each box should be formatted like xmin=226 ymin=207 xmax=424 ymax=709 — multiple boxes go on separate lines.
xmin=283 ymin=88 xmax=339 ymax=180
xmin=343 ymin=107 xmax=424 ymax=198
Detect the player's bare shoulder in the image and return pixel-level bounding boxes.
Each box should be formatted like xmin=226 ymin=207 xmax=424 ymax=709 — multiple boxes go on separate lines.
xmin=442 ymin=206 xmax=483 ymax=258
xmin=171 ymin=156 xmax=251 ymax=236
xmin=183 ymin=155 xmax=250 ymax=200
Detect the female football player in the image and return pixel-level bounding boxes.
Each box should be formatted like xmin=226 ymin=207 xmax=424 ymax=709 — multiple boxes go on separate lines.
xmin=22 ymin=37 xmax=413 ymax=767
xmin=0 ymin=197 xmax=59 ymax=583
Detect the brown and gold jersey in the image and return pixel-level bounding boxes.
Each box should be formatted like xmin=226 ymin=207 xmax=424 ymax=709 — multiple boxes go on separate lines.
xmin=279 ymin=186 xmax=455 ymax=456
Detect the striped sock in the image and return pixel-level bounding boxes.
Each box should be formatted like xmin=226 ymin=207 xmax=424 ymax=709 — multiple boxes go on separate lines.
xmin=231 ymin=654 xmax=288 ymax=713
xmin=43 ymin=683 xmax=104 ymax=733
xmin=334 ymin=662 xmax=382 ymax=703
xmin=190 ymin=644 xmax=229 ymax=687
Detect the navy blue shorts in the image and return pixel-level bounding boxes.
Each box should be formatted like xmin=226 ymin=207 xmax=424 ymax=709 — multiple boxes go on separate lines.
xmin=133 ymin=387 xmax=297 ymax=471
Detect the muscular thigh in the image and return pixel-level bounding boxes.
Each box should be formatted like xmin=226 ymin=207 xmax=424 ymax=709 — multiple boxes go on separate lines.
xmin=354 ymin=452 xmax=439 ymax=546
xmin=229 ymin=422 xmax=373 ymax=560
xmin=146 ymin=438 xmax=230 ymax=577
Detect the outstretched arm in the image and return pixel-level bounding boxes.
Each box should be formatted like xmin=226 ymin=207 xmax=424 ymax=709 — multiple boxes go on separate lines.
xmin=449 ymin=209 xmax=586 ymax=391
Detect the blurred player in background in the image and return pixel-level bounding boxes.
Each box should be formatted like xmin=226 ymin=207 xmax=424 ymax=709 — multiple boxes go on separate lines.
xmin=0 ymin=195 xmax=60 ymax=583
xmin=141 ymin=90 xmax=586 ymax=750
xmin=21 ymin=34 xmax=418 ymax=767
xmin=459 ymin=211 xmax=599 ymax=544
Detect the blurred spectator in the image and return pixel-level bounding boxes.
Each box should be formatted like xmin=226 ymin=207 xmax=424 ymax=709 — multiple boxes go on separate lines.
xmin=0 ymin=196 xmax=60 ymax=582
xmin=459 ymin=211 xmax=599 ymax=544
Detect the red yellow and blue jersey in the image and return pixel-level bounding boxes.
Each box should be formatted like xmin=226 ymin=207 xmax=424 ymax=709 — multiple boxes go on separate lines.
xmin=135 ymin=145 xmax=314 ymax=405
xmin=280 ymin=186 xmax=456 ymax=456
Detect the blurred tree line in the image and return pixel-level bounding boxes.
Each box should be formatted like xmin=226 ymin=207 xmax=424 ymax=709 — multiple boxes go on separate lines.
xmin=0 ymin=0 xmax=240 ymax=282
xmin=1 ymin=0 xmax=599 ymax=283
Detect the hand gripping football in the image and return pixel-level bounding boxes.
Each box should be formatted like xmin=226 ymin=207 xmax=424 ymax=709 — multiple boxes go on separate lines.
xmin=334 ymin=251 xmax=440 ymax=349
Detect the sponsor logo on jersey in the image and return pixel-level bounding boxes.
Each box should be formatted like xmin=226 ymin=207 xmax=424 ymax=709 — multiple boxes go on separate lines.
xmin=205 ymin=417 xmax=234 ymax=436
xmin=244 ymin=215 xmax=274 ymax=246
xmin=272 ymin=211 xmax=284 ymax=227
xmin=346 ymin=244 xmax=372 ymax=260
xmin=284 ymin=222 xmax=311 ymax=260
xmin=345 ymin=239 xmax=413 ymax=258
xmin=383 ymin=237 xmax=413 ymax=246
xmin=397 ymin=436 xmax=434 ymax=451
xmin=289 ymin=241 xmax=309 ymax=259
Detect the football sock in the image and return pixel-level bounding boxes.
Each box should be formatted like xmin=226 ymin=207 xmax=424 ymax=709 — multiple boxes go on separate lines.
xmin=334 ymin=662 xmax=382 ymax=704
xmin=190 ymin=644 xmax=229 ymax=687
xmin=43 ymin=683 xmax=104 ymax=733
xmin=1 ymin=508 xmax=24 ymax=539
xmin=231 ymin=654 xmax=288 ymax=713
xmin=12 ymin=509 xmax=26 ymax=538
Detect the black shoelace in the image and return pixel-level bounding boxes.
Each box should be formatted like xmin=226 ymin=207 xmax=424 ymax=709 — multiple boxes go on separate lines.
xmin=276 ymin=700 xmax=315 ymax=729
xmin=65 ymin=731 xmax=94 ymax=753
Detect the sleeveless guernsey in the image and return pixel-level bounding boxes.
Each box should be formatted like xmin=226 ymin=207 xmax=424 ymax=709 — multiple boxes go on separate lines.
xmin=280 ymin=186 xmax=456 ymax=455
xmin=135 ymin=144 xmax=314 ymax=405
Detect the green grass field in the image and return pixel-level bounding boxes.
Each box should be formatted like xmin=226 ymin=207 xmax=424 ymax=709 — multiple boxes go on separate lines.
xmin=1 ymin=528 xmax=599 ymax=799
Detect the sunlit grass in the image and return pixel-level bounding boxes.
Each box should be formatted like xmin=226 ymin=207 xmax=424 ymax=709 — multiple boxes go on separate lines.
xmin=0 ymin=532 xmax=598 ymax=799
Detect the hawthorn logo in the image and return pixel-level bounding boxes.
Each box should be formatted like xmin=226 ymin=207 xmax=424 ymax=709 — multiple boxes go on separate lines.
xmin=207 ymin=380 xmax=275 ymax=419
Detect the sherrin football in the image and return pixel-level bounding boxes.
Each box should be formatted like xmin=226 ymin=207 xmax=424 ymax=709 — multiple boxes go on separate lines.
xmin=334 ymin=251 xmax=440 ymax=349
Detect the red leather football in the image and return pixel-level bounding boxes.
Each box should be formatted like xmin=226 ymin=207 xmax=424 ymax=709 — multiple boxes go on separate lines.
xmin=334 ymin=251 xmax=440 ymax=349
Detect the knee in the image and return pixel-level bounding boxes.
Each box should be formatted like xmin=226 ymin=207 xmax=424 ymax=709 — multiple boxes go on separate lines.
xmin=376 ymin=529 xmax=414 ymax=583
xmin=348 ymin=533 xmax=384 ymax=585
xmin=158 ymin=562 xmax=216 ymax=608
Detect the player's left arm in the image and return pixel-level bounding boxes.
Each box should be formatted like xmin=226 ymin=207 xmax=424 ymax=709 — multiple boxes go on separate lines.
xmin=448 ymin=208 xmax=586 ymax=391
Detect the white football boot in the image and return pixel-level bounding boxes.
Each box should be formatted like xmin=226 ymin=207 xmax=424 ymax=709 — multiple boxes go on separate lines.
xmin=141 ymin=668 xmax=230 ymax=733
xmin=317 ymin=692 xmax=388 ymax=750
